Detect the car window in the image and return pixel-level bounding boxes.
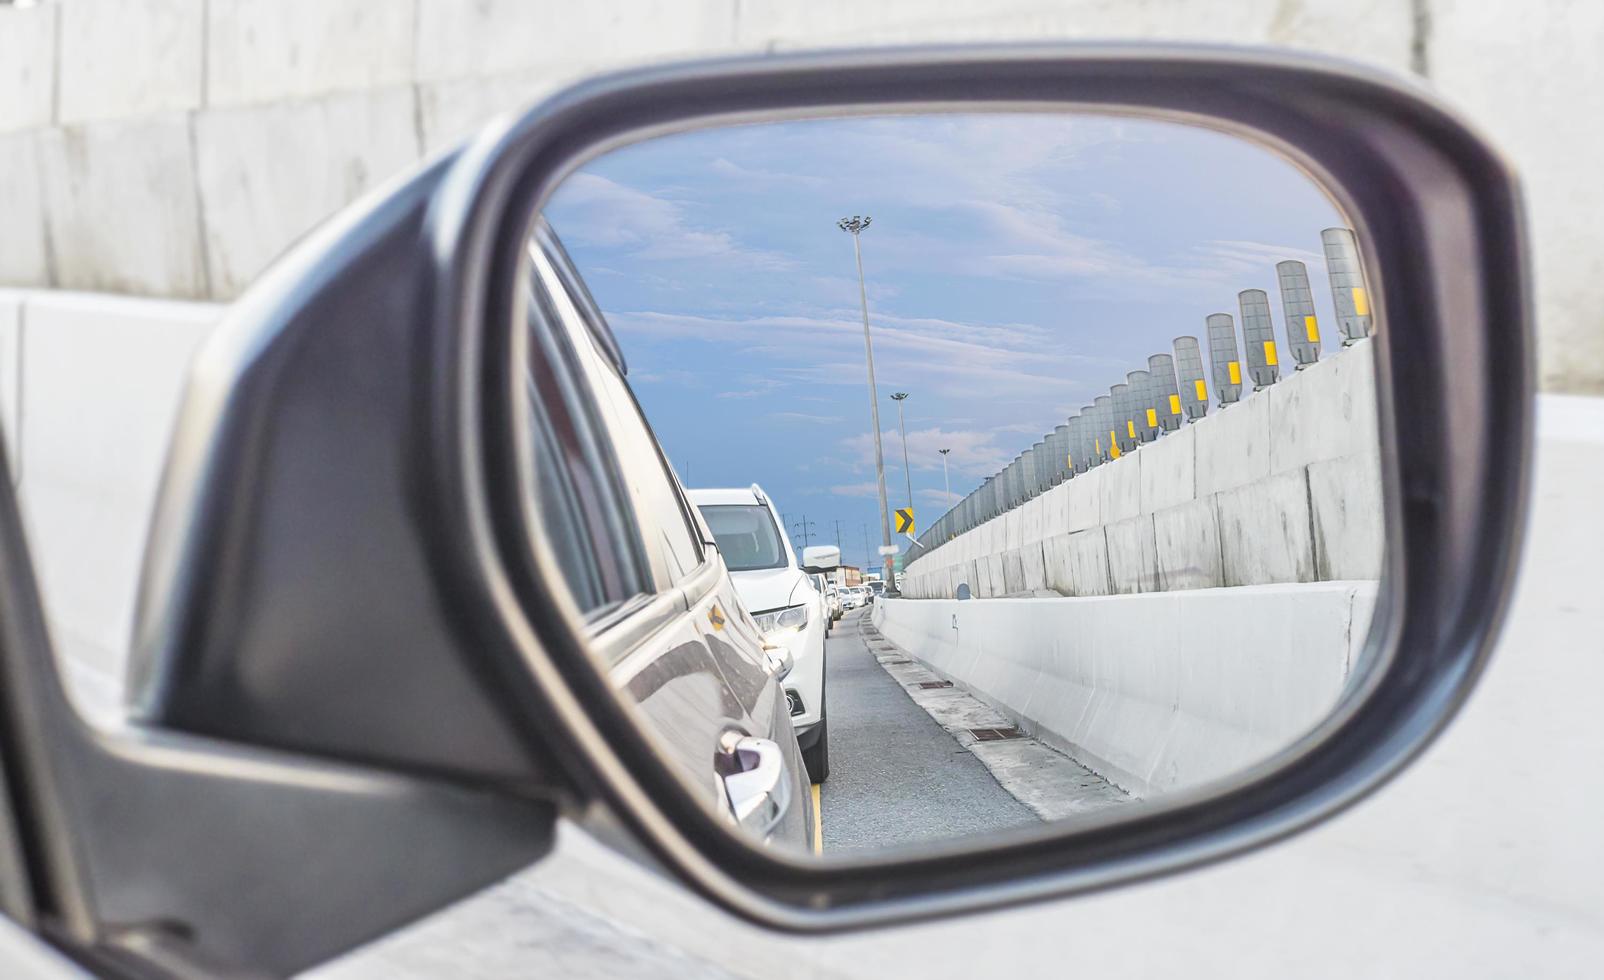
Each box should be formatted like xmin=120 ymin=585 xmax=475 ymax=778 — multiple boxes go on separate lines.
xmin=532 ymin=243 xmax=704 ymax=591
xmin=524 ymin=375 xmax=606 ymax=613
xmin=698 ymin=505 xmax=788 ymax=572
xmin=521 ymin=280 xmax=646 ymax=616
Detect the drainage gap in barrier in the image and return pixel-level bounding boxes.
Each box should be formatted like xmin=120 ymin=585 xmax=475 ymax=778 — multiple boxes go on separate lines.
xmin=915 ymin=680 xmax=953 ymax=689
xmin=968 ymin=727 xmax=1025 ymax=741
xmin=880 ymin=658 xmax=911 ymax=665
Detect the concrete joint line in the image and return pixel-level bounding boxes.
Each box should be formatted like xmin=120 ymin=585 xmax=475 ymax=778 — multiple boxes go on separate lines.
xmin=199 ymin=0 xmax=212 ymax=111
xmin=1304 ymin=464 xmax=1320 ymax=581
xmin=1410 ymin=0 xmax=1434 ymax=77
xmin=186 ymin=113 xmax=215 ymax=299
xmin=409 ymin=84 xmax=427 ymax=162
xmin=10 ymin=298 xmax=25 ymax=486
xmin=49 ymin=2 xmax=62 ymax=127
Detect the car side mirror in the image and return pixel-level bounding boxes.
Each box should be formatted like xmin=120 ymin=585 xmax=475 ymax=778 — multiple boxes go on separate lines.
xmin=762 ymin=642 xmax=794 ymax=680
xmin=800 ymin=545 xmax=840 ymax=574
xmin=120 ymin=42 xmax=1530 ymax=960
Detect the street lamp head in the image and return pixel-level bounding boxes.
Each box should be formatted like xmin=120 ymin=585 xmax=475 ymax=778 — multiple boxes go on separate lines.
xmin=890 ymin=391 xmax=909 ymax=401
xmin=837 ymin=215 xmax=872 ymax=234
xmin=938 ymin=448 xmax=951 ymax=456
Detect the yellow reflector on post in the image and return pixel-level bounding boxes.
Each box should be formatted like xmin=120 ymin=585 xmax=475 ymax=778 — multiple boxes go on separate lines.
xmin=1168 ymin=394 xmax=1181 ymax=415
xmin=1146 ymin=408 xmax=1157 ymax=428
xmin=1126 ymin=420 xmax=1136 ymax=439
xmin=1228 ymin=361 xmax=1241 ymax=385
xmin=1304 ymin=315 xmax=1320 ymax=343
xmin=1263 ymin=341 xmax=1278 ymax=367
xmin=1352 ymin=286 xmax=1370 ymax=317
xmin=1194 ymin=379 xmax=1208 ymax=401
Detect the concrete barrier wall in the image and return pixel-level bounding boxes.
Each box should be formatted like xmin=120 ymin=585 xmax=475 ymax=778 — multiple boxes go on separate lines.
xmin=873 ymin=583 xmax=1377 ymax=797
xmin=901 ymin=340 xmax=1382 ymax=600
xmin=0 ymin=289 xmax=221 ymax=718
xmin=0 ymin=1 xmax=1601 ymax=393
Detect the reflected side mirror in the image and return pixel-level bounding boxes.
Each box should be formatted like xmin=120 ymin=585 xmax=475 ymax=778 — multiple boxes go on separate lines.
xmin=799 ymin=545 xmax=840 ymax=574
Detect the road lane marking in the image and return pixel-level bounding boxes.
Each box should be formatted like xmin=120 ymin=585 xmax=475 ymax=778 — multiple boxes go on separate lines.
xmin=811 ymin=783 xmax=822 ymax=854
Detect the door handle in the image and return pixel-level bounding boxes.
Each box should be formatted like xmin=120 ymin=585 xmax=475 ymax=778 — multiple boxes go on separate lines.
xmin=720 ymin=735 xmax=793 ymax=839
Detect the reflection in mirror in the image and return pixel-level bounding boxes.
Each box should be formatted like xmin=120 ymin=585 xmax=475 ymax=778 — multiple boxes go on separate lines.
xmin=521 ymin=113 xmax=1382 ymax=859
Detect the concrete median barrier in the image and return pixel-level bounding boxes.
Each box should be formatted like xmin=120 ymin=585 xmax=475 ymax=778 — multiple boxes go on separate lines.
xmin=873 ymin=582 xmax=1377 ymax=798
xmin=899 ymin=341 xmax=1382 ymax=602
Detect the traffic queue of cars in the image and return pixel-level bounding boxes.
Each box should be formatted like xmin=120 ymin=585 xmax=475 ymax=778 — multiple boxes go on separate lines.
xmin=688 ymin=485 xmax=835 ymax=783
xmin=527 ymin=218 xmax=878 ymax=837
xmin=838 ymin=583 xmax=877 ymax=611
xmin=527 ymin=232 xmax=832 ymax=846
xmin=684 ymin=484 xmax=880 ymax=787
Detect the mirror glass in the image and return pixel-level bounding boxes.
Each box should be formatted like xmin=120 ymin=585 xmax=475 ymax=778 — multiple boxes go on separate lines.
xmin=518 ymin=112 xmax=1382 ymax=858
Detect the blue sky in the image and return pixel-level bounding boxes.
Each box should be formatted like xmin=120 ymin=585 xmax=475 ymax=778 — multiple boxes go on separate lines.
xmin=546 ymin=113 xmax=1345 ymax=569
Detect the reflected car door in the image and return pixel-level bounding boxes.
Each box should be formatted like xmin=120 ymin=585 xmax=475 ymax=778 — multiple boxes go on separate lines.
xmin=532 ymin=230 xmax=807 ymax=843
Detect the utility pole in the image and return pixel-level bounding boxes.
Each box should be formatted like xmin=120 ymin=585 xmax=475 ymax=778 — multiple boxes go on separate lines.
xmin=833 ymin=519 xmax=844 ymax=552
xmin=838 ymin=215 xmax=896 ymax=593
xmin=890 ymin=391 xmax=913 ymax=514
xmin=791 ymin=515 xmax=816 ymax=550
xmin=938 ymin=448 xmax=952 ymax=504
xmin=861 ymin=523 xmax=872 ymax=577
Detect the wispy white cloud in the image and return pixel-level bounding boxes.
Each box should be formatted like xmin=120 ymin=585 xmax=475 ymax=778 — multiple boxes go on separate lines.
xmin=967 ymin=205 xmax=1330 ymax=295
xmin=630 ymin=367 xmax=705 ymax=387
xmin=549 ymin=173 xmax=795 ymax=270
xmin=716 ymin=377 xmax=788 ymax=399
xmin=839 ymin=426 xmax=1018 ymax=478
xmin=770 ymin=411 xmax=843 ymax=424
xmin=709 ymin=157 xmax=828 ymax=189
xmin=829 ymin=481 xmax=882 ymax=499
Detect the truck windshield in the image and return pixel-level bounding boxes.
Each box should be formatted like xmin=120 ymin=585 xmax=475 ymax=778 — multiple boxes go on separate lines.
xmin=698 ymin=504 xmax=788 ymax=572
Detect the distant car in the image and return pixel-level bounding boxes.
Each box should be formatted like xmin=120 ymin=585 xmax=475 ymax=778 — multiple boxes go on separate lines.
xmin=866 ymin=580 xmax=886 ymax=601
xmin=839 ymin=587 xmax=864 ymax=611
xmin=813 ymin=574 xmax=843 ymax=622
xmin=690 ymin=485 xmax=832 ymax=782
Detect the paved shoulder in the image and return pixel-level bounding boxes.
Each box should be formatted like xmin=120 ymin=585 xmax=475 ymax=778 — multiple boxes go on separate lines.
xmin=821 ymin=610 xmax=1040 ymax=851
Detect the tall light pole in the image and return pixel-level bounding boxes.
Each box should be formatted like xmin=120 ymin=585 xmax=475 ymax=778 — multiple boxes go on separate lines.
xmin=838 ymin=215 xmax=896 ymax=592
xmin=890 ymin=391 xmax=913 ymax=513
xmin=938 ymin=448 xmax=952 ymax=503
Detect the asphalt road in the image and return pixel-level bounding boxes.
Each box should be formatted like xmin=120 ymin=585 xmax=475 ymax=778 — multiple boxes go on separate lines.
xmin=819 ymin=607 xmax=1041 ymax=851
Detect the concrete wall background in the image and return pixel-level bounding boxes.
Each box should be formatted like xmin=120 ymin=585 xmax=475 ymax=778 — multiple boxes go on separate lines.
xmin=900 ymin=340 xmax=1382 ymax=600
xmin=873 ymin=581 xmax=1376 ymax=796
xmin=0 ymin=0 xmax=1599 ymax=392
xmin=0 ymin=288 xmax=221 ymax=717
